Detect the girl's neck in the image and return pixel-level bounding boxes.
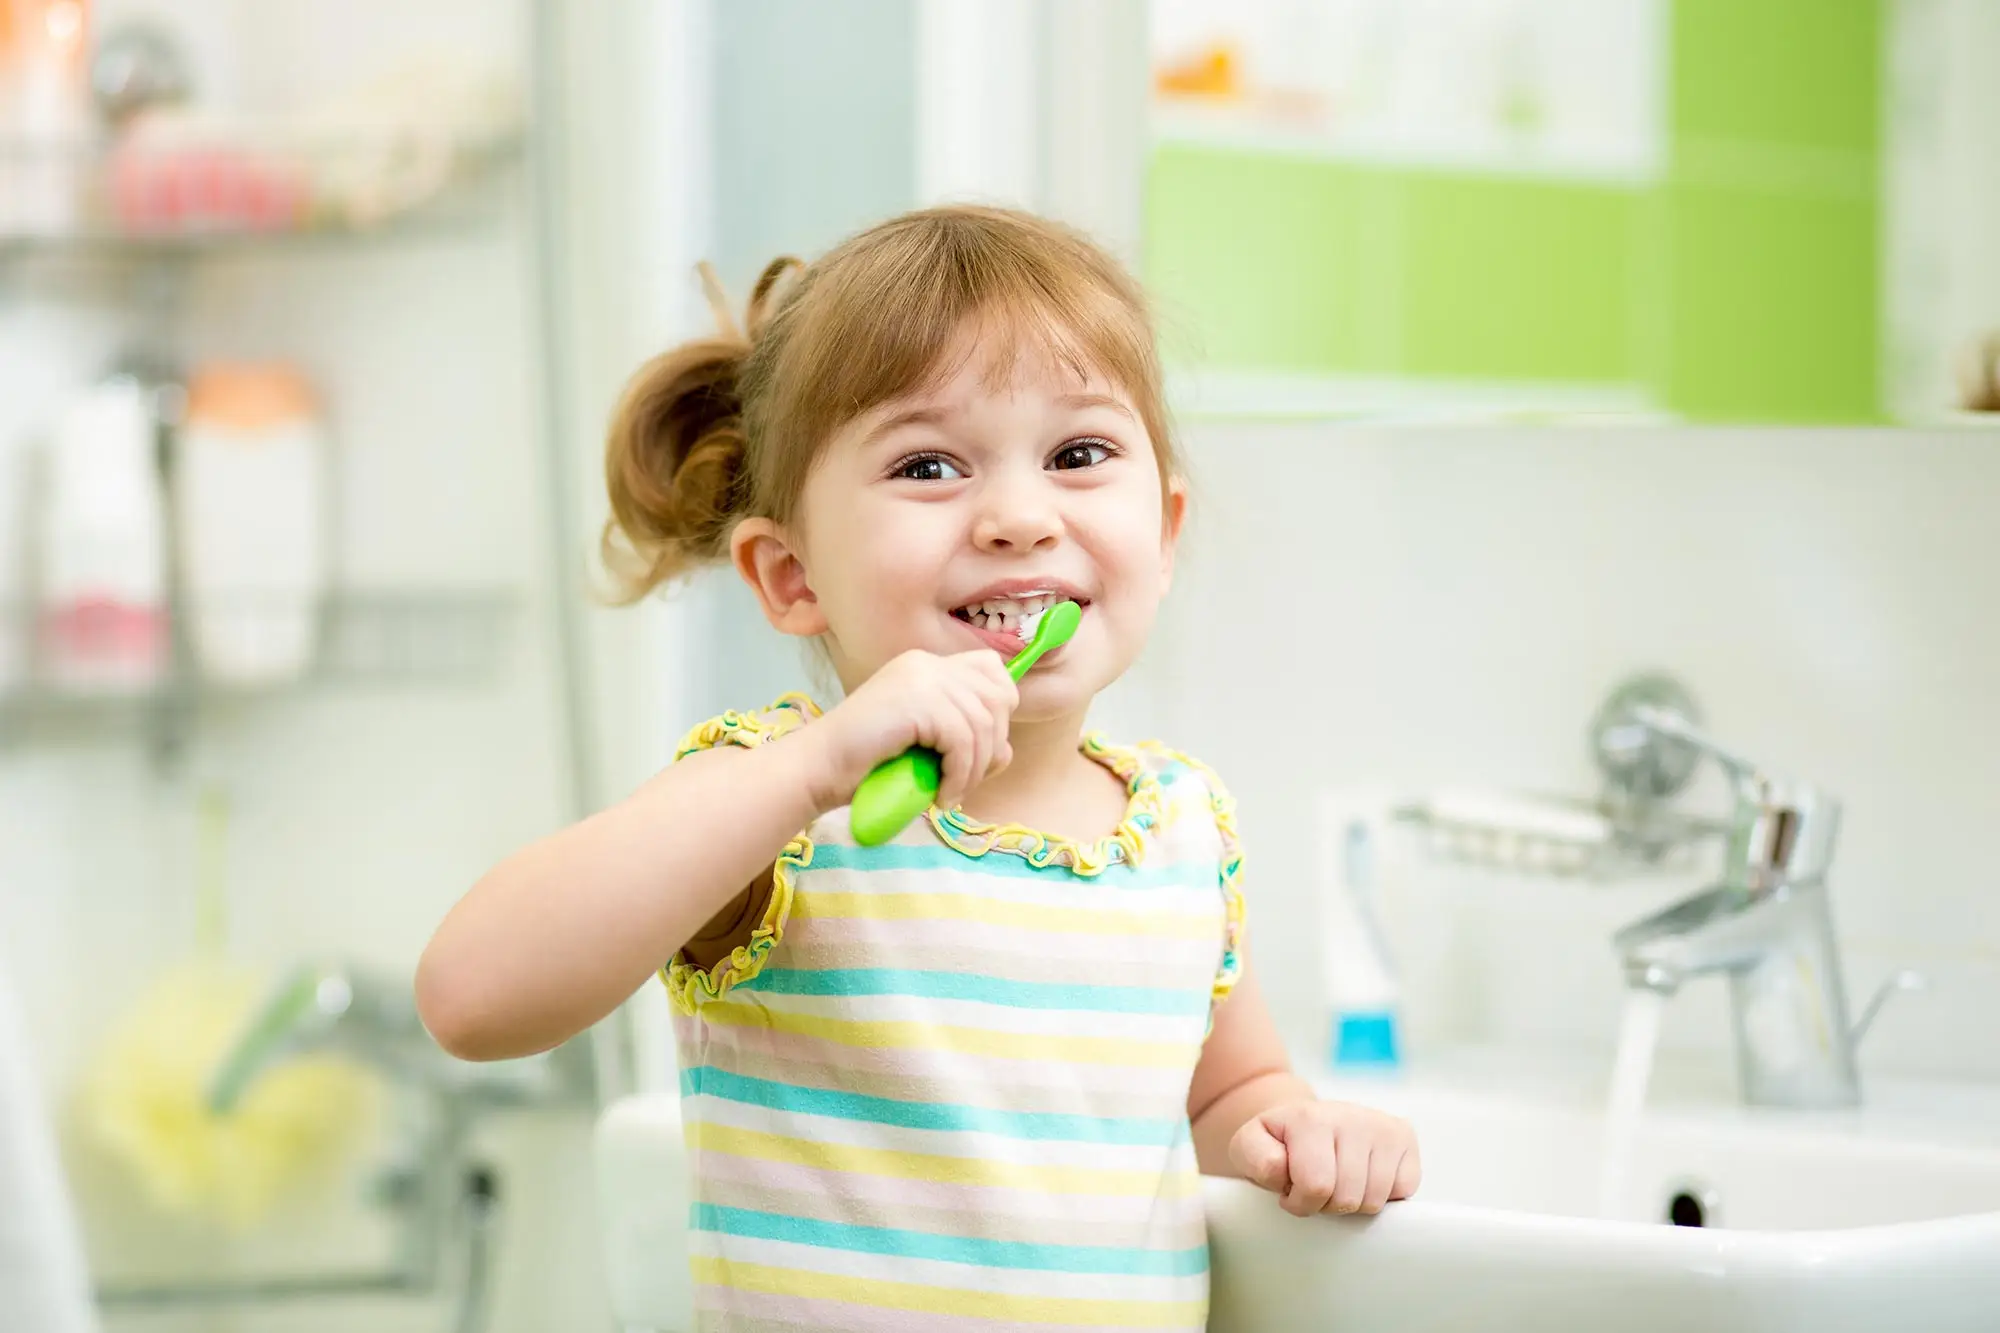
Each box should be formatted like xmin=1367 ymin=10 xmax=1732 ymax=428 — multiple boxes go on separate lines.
xmin=958 ymin=709 xmax=1129 ymax=841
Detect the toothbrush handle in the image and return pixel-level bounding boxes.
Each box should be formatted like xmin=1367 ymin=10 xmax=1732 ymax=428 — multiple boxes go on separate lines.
xmin=849 ymin=746 xmax=944 ymax=846
xmin=848 ymin=630 xmax=1046 ymax=846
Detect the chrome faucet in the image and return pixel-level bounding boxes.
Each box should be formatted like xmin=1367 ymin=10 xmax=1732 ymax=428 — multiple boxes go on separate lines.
xmin=1602 ymin=700 xmax=1920 ymax=1109
xmin=205 ymin=961 xmax=586 ymax=1114
xmin=206 ymin=963 xmax=432 ymax=1113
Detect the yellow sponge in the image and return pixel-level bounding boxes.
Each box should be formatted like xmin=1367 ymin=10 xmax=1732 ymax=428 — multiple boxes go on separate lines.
xmin=77 ymin=965 xmax=381 ymax=1229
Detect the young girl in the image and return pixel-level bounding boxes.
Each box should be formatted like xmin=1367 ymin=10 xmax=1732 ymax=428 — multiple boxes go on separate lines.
xmin=417 ymin=205 xmax=1418 ymax=1331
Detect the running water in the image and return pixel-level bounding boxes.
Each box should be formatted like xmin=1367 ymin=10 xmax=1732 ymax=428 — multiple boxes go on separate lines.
xmin=1597 ymin=988 xmax=1668 ymax=1220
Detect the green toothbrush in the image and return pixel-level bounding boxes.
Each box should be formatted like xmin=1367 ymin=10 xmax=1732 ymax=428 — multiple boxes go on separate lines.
xmin=848 ymin=600 xmax=1082 ymax=846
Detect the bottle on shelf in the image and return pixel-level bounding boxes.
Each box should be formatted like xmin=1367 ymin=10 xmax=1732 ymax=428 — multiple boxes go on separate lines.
xmin=0 ymin=0 xmax=93 ymax=236
xmin=175 ymin=363 xmax=327 ymax=686
xmin=0 ymin=434 xmax=27 ymax=696
xmin=38 ymin=374 xmax=169 ymax=694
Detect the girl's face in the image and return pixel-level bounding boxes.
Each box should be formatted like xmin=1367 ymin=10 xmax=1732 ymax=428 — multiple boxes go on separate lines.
xmin=740 ymin=323 xmax=1183 ymax=722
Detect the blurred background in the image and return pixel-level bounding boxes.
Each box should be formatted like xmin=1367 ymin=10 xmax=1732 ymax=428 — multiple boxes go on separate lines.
xmin=0 ymin=1 xmax=1995 ymax=1330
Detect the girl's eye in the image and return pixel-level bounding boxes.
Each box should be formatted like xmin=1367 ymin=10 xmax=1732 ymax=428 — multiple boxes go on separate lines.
xmin=1049 ymin=437 xmax=1116 ymax=471
xmin=895 ymin=453 xmax=965 ymax=482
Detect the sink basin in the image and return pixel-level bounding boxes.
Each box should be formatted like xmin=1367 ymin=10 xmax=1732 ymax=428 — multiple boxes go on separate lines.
xmin=595 ymin=1051 xmax=2000 ymax=1332
xmin=1205 ymin=1060 xmax=2000 ymax=1332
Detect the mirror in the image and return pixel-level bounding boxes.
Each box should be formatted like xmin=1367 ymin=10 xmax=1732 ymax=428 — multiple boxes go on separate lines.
xmin=1146 ymin=0 xmax=2000 ymax=424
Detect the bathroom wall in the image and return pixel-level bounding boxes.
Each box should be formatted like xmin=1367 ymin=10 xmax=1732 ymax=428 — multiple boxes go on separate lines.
xmin=1159 ymin=420 xmax=2000 ymax=1087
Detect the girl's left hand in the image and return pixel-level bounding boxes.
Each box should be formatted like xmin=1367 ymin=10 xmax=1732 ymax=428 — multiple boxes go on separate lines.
xmin=1228 ymin=1099 xmax=1421 ymax=1217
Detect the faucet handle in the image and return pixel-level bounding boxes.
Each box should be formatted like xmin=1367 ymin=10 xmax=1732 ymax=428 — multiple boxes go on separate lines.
xmin=1628 ymin=705 xmax=1765 ymax=787
xmin=1850 ymin=968 xmax=1928 ymax=1046
xmin=1623 ymin=701 xmax=1841 ymax=892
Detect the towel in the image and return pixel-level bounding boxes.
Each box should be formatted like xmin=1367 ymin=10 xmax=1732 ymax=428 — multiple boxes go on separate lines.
xmin=0 ymin=961 xmax=98 ymax=1333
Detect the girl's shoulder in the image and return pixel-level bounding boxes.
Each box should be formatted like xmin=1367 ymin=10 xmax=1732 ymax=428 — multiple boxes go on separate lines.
xmin=1081 ymin=735 xmax=1242 ymax=885
xmin=1109 ymin=739 xmax=1246 ymax=1009
xmin=1106 ymin=736 xmax=1239 ymax=831
xmin=673 ymin=693 xmax=821 ymax=759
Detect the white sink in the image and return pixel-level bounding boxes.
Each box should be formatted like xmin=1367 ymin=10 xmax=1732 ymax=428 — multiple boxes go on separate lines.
xmin=595 ymin=1051 xmax=2000 ymax=1332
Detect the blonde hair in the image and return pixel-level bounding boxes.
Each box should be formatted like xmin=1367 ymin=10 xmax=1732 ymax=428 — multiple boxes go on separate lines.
xmin=601 ymin=205 xmax=1179 ymax=601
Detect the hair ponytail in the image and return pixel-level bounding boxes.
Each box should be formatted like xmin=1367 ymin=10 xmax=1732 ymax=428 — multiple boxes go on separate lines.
xmin=600 ymin=258 xmax=801 ymax=601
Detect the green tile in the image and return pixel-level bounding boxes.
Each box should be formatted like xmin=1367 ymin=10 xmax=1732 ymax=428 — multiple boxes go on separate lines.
xmin=1145 ymin=147 xmax=1634 ymax=384
xmin=1659 ymin=0 xmax=1884 ymax=420
xmin=1671 ymin=0 xmax=1881 ymax=156
xmin=1144 ymin=146 xmax=1388 ymax=375
xmin=1662 ymin=184 xmax=1879 ymax=422
xmin=1141 ymin=2 xmax=1886 ymax=418
xmin=1400 ymin=176 xmax=1638 ymax=383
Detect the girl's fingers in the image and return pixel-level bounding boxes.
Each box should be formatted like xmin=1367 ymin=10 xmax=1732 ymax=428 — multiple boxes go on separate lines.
xmin=1391 ymin=1145 xmax=1422 ymax=1201
xmin=920 ymin=652 xmax=1020 ymax=806
xmin=1328 ymin=1135 xmax=1371 ymax=1215
xmin=944 ymin=680 xmax=994 ymax=796
xmin=957 ymin=652 xmax=1020 ymax=718
xmin=1360 ymin=1148 xmax=1400 ymax=1215
xmin=946 ymin=669 xmax=1011 ymax=784
xmin=1283 ymin=1139 xmax=1339 ymax=1218
xmin=929 ymin=709 xmax=976 ymax=809
xmin=1229 ymin=1121 xmax=1290 ymax=1196
xmin=980 ymin=690 xmax=1011 ymax=779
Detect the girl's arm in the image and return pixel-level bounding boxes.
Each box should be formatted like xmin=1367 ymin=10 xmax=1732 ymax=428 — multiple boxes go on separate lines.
xmin=1187 ymin=961 xmax=1313 ymax=1165
xmin=1188 ymin=953 xmax=1421 ymax=1216
xmin=415 ymin=647 xmax=1019 ymax=1064
xmin=414 ymin=740 xmax=821 ymax=1062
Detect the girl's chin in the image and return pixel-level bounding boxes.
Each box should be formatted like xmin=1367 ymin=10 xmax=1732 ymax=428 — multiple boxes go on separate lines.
xmin=1010 ymin=671 xmax=1106 ymax=725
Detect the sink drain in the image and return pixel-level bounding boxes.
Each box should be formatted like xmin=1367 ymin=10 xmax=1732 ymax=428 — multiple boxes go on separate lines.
xmin=1662 ymin=1179 xmax=1721 ymax=1228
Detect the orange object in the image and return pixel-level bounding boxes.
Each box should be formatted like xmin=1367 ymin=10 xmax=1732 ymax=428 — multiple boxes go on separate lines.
xmin=185 ymin=364 xmax=319 ymax=433
xmin=1155 ymin=43 xmax=1241 ymax=101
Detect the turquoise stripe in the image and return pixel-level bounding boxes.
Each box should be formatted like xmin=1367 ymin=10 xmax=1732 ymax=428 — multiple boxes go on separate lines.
xmin=729 ymin=966 xmax=1207 ymax=1016
xmin=680 ymin=1066 xmax=1184 ymax=1147
xmin=806 ymin=841 xmax=1216 ymax=888
xmin=690 ymin=1203 xmax=1210 ymax=1277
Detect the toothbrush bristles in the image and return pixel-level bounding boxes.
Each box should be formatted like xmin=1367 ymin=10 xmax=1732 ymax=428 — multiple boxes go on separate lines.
xmin=1019 ymin=608 xmax=1044 ymax=641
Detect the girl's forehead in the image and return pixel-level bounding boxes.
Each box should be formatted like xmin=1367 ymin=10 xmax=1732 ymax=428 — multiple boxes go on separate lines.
xmin=893 ymin=326 xmax=1130 ymax=416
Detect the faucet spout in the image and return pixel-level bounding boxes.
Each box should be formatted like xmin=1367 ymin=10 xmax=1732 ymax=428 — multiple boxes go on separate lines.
xmin=1615 ymin=883 xmax=1784 ymax=989
xmin=1601 ymin=699 xmax=1873 ymax=1110
xmin=207 ymin=963 xmax=424 ymax=1114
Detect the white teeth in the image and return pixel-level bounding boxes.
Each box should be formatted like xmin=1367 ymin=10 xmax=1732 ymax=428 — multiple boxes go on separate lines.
xmin=960 ymin=593 xmax=1055 ymax=620
xmin=956 ymin=592 xmax=1062 ymax=637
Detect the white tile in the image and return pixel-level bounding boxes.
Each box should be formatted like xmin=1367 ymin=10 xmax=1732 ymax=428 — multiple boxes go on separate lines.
xmin=1173 ymin=421 xmax=2000 ymax=1082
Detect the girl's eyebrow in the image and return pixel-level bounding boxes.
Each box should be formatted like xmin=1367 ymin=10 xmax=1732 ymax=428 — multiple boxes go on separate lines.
xmin=859 ymin=404 xmax=952 ymax=448
xmin=1058 ymin=392 xmax=1135 ymax=421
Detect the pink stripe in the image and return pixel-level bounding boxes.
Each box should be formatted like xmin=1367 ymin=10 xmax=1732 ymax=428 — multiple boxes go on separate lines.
xmin=694 ymin=1284 xmax=929 ymax=1332
xmin=688 ymin=1148 xmax=1207 ymax=1232
xmin=694 ymin=1283 xmax=1201 ymax=1333
xmin=783 ymin=914 xmax=1224 ymax=966
xmin=796 ymin=864 xmax=1226 ymax=904
xmin=671 ymin=1013 xmax=1196 ymax=1101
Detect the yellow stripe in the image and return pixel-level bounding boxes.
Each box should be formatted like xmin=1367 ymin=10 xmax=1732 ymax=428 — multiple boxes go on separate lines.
xmin=696 ymin=997 xmax=1198 ymax=1068
xmin=690 ymin=1257 xmax=1205 ymax=1328
xmin=688 ymin=1121 xmax=1200 ymax=1199
xmin=794 ymin=890 xmax=1219 ymax=939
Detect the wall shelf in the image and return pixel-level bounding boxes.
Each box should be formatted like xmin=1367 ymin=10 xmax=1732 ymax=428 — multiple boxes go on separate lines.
xmin=1151 ymin=104 xmax=1658 ymax=187
xmin=0 ymin=133 xmax=523 ymax=260
xmin=0 ymin=589 xmax=520 ymax=755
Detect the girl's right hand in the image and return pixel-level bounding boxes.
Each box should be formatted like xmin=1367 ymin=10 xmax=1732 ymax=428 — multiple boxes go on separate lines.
xmin=797 ymin=649 xmax=1019 ymax=814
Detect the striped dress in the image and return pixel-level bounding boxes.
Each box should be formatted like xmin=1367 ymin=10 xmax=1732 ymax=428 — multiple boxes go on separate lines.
xmin=662 ymin=694 xmax=1246 ymax=1333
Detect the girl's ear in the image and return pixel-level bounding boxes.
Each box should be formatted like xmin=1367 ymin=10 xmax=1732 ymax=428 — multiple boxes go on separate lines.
xmin=1159 ymin=476 xmax=1188 ymax=593
xmin=731 ymin=517 xmax=829 ymax=638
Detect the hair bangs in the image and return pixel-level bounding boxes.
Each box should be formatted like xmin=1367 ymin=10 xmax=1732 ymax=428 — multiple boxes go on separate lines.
xmin=762 ymin=212 xmax=1165 ymax=482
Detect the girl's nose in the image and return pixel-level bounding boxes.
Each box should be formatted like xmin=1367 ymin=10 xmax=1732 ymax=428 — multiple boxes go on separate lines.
xmin=970 ymin=472 xmax=1061 ymax=553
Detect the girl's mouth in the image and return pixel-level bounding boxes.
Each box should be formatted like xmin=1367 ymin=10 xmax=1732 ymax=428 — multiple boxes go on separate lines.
xmin=949 ymin=591 xmax=1089 ymax=652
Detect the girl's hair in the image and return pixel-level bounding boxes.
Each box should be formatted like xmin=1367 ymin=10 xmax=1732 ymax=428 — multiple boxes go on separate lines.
xmin=601 ymin=204 xmax=1178 ymax=601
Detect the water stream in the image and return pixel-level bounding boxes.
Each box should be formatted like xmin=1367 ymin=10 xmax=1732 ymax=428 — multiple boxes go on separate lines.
xmin=1598 ymin=988 xmax=1668 ymax=1220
